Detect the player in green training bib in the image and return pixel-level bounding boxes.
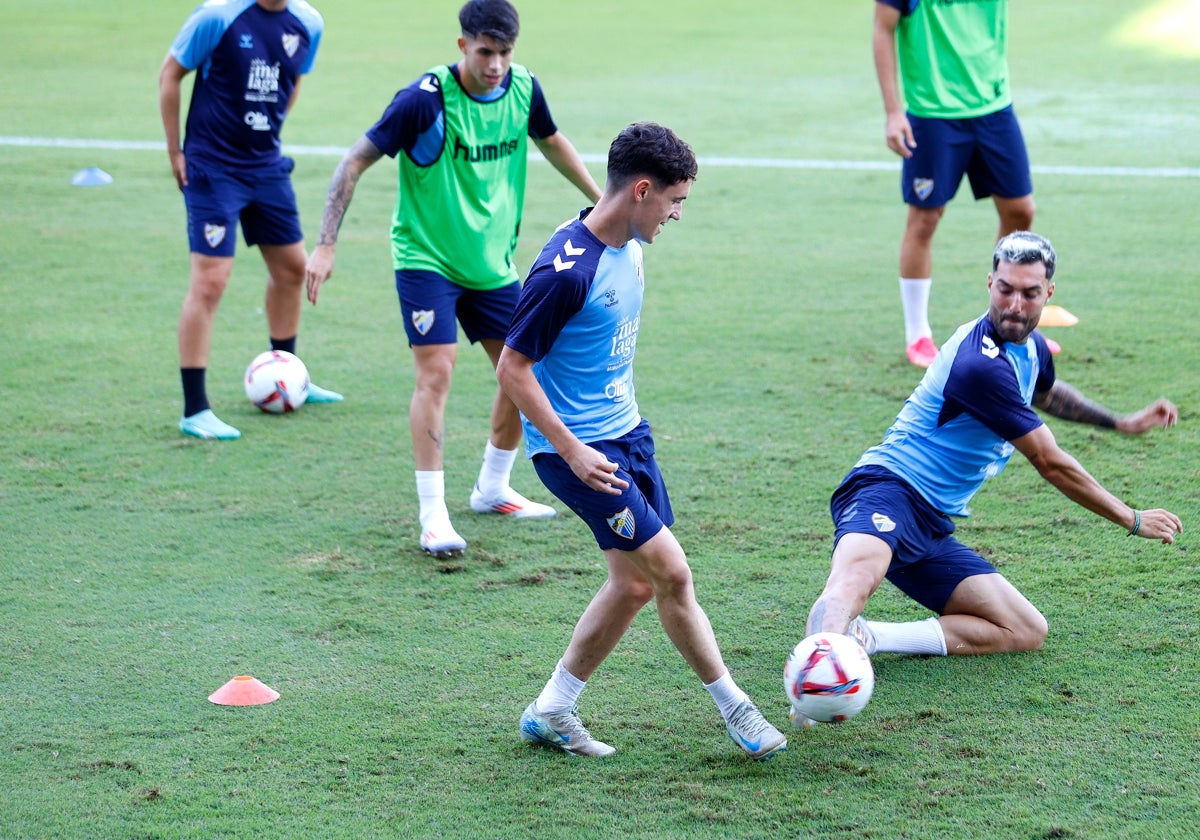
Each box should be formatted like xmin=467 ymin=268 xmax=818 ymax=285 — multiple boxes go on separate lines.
xmin=305 ymin=0 xmax=601 ymax=557
xmin=873 ymin=0 xmax=1037 ymax=368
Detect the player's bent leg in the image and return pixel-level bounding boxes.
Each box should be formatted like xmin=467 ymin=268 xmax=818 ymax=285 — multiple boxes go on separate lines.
xmin=562 ymin=558 xmax=655 ymax=680
xmin=807 ymin=532 xmax=892 ymax=637
xmin=994 ymin=194 xmax=1036 ymax=239
xmin=939 ymin=572 xmax=1048 ymax=655
xmin=626 ymin=528 xmax=727 ymax=684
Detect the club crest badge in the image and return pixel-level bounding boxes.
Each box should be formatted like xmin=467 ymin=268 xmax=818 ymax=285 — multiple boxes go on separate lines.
xmin=204 ymin=224 xmax=226 ymax=248
xmin=913 ymin=178 xmax=934 ymax=201
xmin=607 ymin=507 xmax=636 ymax=540
xmin=411 ymin=310 xmax=435 ymax=336
xmin=281 ymin=34 xmax=299 ymax=58
xmin=871 ymin=512 xmax=896 ymax=533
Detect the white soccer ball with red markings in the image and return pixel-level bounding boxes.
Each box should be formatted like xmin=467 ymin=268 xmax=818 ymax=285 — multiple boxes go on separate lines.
xmin=244 ymin=350 xmax=309 ymax=414
xmin=784 ymin=632 xmax=875 ymax=723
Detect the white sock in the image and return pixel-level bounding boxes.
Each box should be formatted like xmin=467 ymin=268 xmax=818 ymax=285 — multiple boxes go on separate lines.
xmin=475 ymin=441 xmax=518 ymax=497
xmin=535 ymin=660 xmax=587 ymax=713
xmin=703 ymin=670 xmax=750 ymax=721
xmin=899 ymin=277 xmax=933 ymax=344
xmin=866 ymin=616 xmax=947 ymax=656
xmin=415 ymin=470 xmax=448 ymax=529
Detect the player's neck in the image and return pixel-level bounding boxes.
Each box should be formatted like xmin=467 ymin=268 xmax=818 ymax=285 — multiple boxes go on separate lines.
xmin=581 ymin=201 xmax=631 ymax=249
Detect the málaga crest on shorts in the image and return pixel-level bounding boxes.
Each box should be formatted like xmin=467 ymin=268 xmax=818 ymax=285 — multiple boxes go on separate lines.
xmin=872 ymin=512 xmax=896 ymax=533
xmin=204 ymin=224 xmax=226 ymax=248
xmin=913 ymin=178 xmax=934 ymax=201
xmin=412 ymin=309 xmax=435 ymax=335
xmin=607 ymin=507 xmax=636 ymax=540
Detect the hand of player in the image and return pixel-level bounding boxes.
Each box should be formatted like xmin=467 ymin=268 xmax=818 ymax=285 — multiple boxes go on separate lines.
xmin=169 ymin=150 xmax=188 ymax=190
xmin=1116 ymin=398 xmax=1178 ymax=434
xmin=884 ymin=111 xmax=915 ymax=159
xmin=567 ymin=445 xmax=629 ymax=496
xmin=1133 ymin=508 xmax=1183 ymax=544
xmin=305 ymin=245 xmax=335 ymax=305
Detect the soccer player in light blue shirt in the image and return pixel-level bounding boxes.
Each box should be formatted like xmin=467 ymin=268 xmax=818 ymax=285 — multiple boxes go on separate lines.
xmin=498 ymin=123 xmax=787 ymax=760
xmin=801 ymin=233 xmax=1181 ymax=715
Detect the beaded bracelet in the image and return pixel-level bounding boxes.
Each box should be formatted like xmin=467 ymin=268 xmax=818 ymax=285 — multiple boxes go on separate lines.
xmin=1128 ymin=510 xmax=1141 ymax=537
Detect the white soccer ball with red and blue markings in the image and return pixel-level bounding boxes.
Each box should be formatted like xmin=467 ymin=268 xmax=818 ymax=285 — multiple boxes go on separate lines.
xmin=244 ymin=350 xmax=309 ymax=414
xmin=784 ymin=631 xmax=875 ymax=723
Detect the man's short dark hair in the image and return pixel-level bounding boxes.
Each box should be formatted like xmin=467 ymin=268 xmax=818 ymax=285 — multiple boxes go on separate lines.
xmin=993 ymin=231 xmax=1057 ymax=280
xmin=459 ymin=0 xmax=520 ymax=45
xmin=606 ymin=122 xmax=698 ymax=190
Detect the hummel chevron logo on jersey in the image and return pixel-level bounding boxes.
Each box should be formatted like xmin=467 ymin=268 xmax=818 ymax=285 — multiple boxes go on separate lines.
xmin=553 ymin=239 xmax=587 ymax=272
xmin=981 ymin=335 xmax=1000 ymax=359
xmin=420 ymin=75 xmax=439 ymax=94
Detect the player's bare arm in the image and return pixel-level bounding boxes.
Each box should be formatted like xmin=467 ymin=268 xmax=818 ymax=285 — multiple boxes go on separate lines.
xmin=1034 ymin=381 xmax=1178 ymax=434
xmin=871 ymin=3 xmax=914 ymax=158
xmin=1012 ymin=423 xmax=1182 ymax=543
xmin=158 ymin=55 xmax=191 ymax=189
xmin=305 ymin=137 xmax=384 ymax=304
xmin=533 ymin=133 xmax=602 ymax=203
xmin=495 ymin=346 xmax=627 ymax=494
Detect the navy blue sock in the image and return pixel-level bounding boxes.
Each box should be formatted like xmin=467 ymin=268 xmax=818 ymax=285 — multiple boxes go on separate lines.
xmin=271 ymin=336 xmax=296 ymax=354
xmin=181 ymin=368 xmax=209 ymax=418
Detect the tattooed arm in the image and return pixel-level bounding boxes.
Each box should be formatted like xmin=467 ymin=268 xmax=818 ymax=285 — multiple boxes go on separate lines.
xmin=305 ymin=136 xmax=385 ymax=305
xmin=1033 ymin=380 xmax=1178 ymax=435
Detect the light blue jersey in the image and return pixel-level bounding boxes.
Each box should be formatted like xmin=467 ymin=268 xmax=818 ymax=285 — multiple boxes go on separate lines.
xmin=505 ymin=214 xmax=644 ymax=457
xmin=857 ymin=314 xmax=1055 ymax=515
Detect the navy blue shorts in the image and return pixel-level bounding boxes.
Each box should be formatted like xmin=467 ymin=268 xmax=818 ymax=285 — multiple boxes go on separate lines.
xmin=395 ymin=269 xmax=520 ymax=346
xmin=830 ymin=465 xmax=997 ymax=614
xmin=901 ymin=105 xmax=1033 ymax=207
xmin=532 ymin=419 xmax=674 ymax=551
xmin=182 ymin=157 xmax=303 ymax=257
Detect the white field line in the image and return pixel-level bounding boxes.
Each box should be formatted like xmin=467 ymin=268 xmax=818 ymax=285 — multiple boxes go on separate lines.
xmin=2 ymin=135 xmax=1198 ymax=178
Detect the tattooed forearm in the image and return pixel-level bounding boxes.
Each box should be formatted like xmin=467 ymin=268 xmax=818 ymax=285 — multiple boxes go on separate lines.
xmin=317 ymin=138 xmax=382 ymax=247
xmin=1034 ymin=381 xmax=1118 ymax=429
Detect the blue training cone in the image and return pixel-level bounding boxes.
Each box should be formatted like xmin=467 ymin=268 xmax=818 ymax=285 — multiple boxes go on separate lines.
xmin=71 ymin=167 xmax=113 ymax=186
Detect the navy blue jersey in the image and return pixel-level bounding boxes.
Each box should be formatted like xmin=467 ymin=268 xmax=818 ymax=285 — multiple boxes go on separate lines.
xmin=366 ymin=65 xmax=556 ymax=166
xmin=857 ymin=314 xmax=1056 ymax=515
xmin=506 ymin=214 xmax=644 ymax=456
xmin=171 ymin=0 xmax=323 ymax=169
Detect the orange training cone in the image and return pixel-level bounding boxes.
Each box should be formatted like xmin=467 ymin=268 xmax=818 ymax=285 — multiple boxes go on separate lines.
xmin=208 ymin=675 xmax=280 ymax=706
xmin=1039 ymin=305 xmax=1079 ymax=328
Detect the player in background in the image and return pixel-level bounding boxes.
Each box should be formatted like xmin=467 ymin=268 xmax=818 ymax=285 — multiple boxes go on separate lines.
xmin=160 ymin=0 xmax=342 ymax=441
xmin=498 ymin=123 xmax=787 ymax=760
xmin=305 ymin=0 xmax=601 ymax=557
xmin=801 ymin=232 xmax=1181 ymax=722
xmin=873 ymin=0 xmax=1039 ymax=368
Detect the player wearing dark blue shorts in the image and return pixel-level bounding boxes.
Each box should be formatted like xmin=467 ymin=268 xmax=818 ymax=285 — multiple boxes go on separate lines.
xmin=160 ymin=0 xmax=342 ymax=440
xmin=497 ymin=123 xmax=787 ymax=760
xmin=874 ymin=0 xmax=1039 ymax=368
xmin=304 ymin=0 xmax=601 ymax=557
xmin=802 ymin=233 xmax=1181 ymax=715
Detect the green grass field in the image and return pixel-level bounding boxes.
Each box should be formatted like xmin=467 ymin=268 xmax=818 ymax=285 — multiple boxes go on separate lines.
xmin=2 ymin=1 xmax=1199 ymax=837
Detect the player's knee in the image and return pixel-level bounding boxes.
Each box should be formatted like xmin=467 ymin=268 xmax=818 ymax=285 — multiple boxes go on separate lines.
xmin=1011 ymin=609 xmax=1048 ymax=652
xmin=617 ymin=577 xmax=655 ymax=607
xmin=649 ymin=561 xmax=694 ymax=601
